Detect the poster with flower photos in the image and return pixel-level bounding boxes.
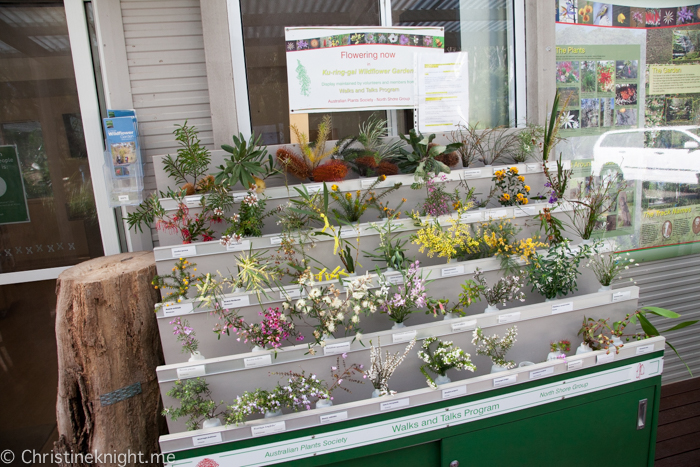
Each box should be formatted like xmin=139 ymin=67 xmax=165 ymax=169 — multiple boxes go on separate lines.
xmin=556 ymin=44 xmax=641 ymax=137
xmin=285 ymin=26 xmax=444 ymax=114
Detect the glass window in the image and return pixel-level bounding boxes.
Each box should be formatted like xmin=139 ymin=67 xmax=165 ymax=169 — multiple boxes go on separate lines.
xmin=239 ymin=0 xmax=384 ymax=144
xmin=0 ymin=2 xmax=104 ymax=274
xmin=389 ymin=0 xmax=515 ymax=130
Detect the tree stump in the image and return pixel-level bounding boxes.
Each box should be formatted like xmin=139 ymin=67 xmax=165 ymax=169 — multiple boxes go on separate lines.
xmin=53 ymin=252 xmax=165 ymax=466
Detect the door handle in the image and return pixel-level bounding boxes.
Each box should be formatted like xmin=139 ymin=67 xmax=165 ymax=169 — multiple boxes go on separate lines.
xmin=637 ymin=398 xmax=648 ymax=430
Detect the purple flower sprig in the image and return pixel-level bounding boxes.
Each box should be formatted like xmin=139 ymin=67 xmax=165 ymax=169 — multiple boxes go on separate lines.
xmin=238 ymin=307 xmax=303 ymax=350
xmin=378 ymin=260 xmax=431 ymax=324
xmin=170 ymin=317 xmax=199 ymax=355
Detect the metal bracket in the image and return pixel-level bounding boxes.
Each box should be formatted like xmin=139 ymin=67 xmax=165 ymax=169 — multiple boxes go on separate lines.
xmin=100 ymin=382 xmax=142 ymax=406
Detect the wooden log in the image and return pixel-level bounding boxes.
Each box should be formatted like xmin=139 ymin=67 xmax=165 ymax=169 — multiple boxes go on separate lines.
xmin=53 ymin=252 xmax=165 ymax=466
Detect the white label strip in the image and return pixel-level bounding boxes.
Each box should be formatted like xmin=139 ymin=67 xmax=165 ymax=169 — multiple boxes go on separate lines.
xmin=551 ymin=302 xmax=574 ymax=315
xmin=612 ymin=291 xmax=631 ymax=303
xmin=529 ymin=367 xmax=555 ymax=380
xmin=244 ymin=354 xmax=273 ymax=369
xmin=451 ymin=320 xmax=477 ymax=332
xmin=162 ymin=302 xmax=194 ymax=317
xmin=176 ymin=365 xmax=206 ymax=379
xmin=441 ymin=266 xmax=464 ymax=277
xmin=192 ymin=433 xmax=222 ymax=447
xmin=222 ymin=295 xmax=250 ymax=309
xmin=392 ymin=330 xmax=417 ymax=344
xmin=498 ymin=312 xmax=520 ymax=324
xmin=226 ymin=240 xmax=251 ymax=252
xmin=567 ymin=360 xmax=584 ymax=371
xmin=491 ymin=166 xmax=507 ymax=175
xmin=493 ymin=375 xmax=517 ymax=388
xmin=525 ymin=163 xmax=540 ymax=173
xmin=118 ymin=194 xmax=129 ymax=202
xmin=545 ymin=161 xmax=558 ymax=170
xmin=320 ymin=411 xmax=348 ymax=424
xmin=340 ymin=227 xmax=359 ymax=238
xmin=171 ymin=245 xmax=197 ymax=258
xmin=232 ymin=192 xmax=247 ymax=203
xmin=323 ymin=341 xmax=351 ymax=356
xmin=361 ymin=178 xmax=375 ymax=188
xmin=461 ymin=168 xmax=482 ymax=178
xmin=251 ymin=421 xmax=286 ymax=437
xmin=270 ymin=236 xmax=283 ymax=245
xmin=386 ymin=274 xmax=404 ymax=285
xmin=460 ymin=211 xmax=483 ymax=223
xmin=185 ymin=195 xmax=203 ymax=207
xmin=306 ymin=184 xmax=323 ymax=194
xmin=488 ymin=209 xmax=508 ymax=219
xmin=442 ymin=385 xmax=467 ymax=399
xmin=597 ymin=352 xmax=615 ymax=364
xmin=636 ymin=344 xmax=655 ymax=355
xmin=380 ymin=398 xmax=409 ymax=411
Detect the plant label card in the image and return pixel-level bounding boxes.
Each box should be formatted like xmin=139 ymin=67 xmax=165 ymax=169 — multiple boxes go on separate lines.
xmin=567 ymin=360 xmax=584 ymax=371
xmin=497 ymin=312 xmax=520 ymax=324
xmin=280 ymin=287 xmax=301 ymax=300
xmin=226 ymin=240 xmax=251 ymax=252
xmin=340 ymin=227 xmax=359 ymax=238
xmin=529 ymin=367 xmax=555 ymax=380
xmin=251 ymin=421 xmax=285 ymax=437
xmin=545 ymin=161 xmax=558 ymax=170
xmin=386 ymin=274 xmax=404 ymax=285
xmin=460 ymin=211 xmax=483 ymax=223
xmin=491 ymin=166 xmax=508 ymax=176
xmin=392 ymin=330 xmax=417 ymax=344
xmin=222 ymin=295 xmax=250 ymax=309
xmin=525 ymin=163 xmax=540 ymax=173
xmin=493 ymin=375 xmax=517 ymax=388
xmin=441 ymin=266 xmax=464 ymax=277
xmin=361 ymin=178 xmax=376 ymax=189
xmin=451 ymin=320 xmax=477 ymax=332
xmin=232 ymin=192 xmax=247 ymax=203
xmin=176 ymin=365 xmax=206 ymax=379
xmin=442 ymin=385 xmax=467 ymax=399
xmin=118 ymin=194 xmax=130 ymax=202
xmin=244 ymin=354 xmax=273 ymax=369
xmin=270 ymin=236 xmax=283 ymax=245
xmin=192 ymin=432 xmax=222 ymax=447
xmin=320 ymin=411 xmax=348 ymax=424
xmin=612 ymin=291 xmax=631 ymax=303
xmin=171 ymin=245 xmax=197 ymax=258
xmin=515 ymin=206 xmax=538 ymax=218
xmin=488 ymin=209 xmax=508 ymax=220
xmin=306 ymin=184 xmax=323 ymax=194
xmin=162 ymin=302 xmax=194 ymax=317
xmin=323 ymin=341 xmax=351 ymax=356
xmin=461 ymin=169 xmax=482 ymax=178
xmin=551 ymin=302 xmax=574 ymax=314
xmin=380 ymin=398 xmax=409 ymax=411
xmin=596 ymin=352 xmax=615 ymax=365
xmin=636 ymin=344 xmax=655 ymax=355
xmin=184 ymin=195 xmax=203 ymax=207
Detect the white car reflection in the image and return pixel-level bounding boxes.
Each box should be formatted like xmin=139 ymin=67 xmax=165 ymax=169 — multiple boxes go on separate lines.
xmin=591 ymin=126 xmax=700 ymax=184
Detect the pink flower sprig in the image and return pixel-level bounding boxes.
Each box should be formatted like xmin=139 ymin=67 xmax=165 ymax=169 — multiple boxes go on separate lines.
xmin=327 ymin=353 xmax=365 ymax=396
xmin=170 ymin=317 xmax=199 ymax=355
xmin=238 ymin=307 xmax=303 ymax=349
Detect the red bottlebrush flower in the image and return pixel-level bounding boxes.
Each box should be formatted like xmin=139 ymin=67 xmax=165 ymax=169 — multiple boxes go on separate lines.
xmin=312 ymin=160 xmax=348 ymax=182
xmin=202 ymin=234 xmax=214 ymax=242
xmin=375 ymin=161 xmax=399 ymax=176
xmin=196 ymin=459 xmax=219 ymax=467
xmin=276 ymin=147 xmax=311 ymax=180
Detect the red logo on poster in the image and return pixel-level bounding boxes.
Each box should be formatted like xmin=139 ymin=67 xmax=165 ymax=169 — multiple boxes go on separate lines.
xmin=197 ymin=459 xmax=219 ymax=467
xmin=635 ymin=363 xmax=645 ymax=380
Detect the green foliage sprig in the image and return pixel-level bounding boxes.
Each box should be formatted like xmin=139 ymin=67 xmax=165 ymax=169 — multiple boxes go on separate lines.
xmin=395 ymin=129 xmax=462 ymax=180
xmin=152 ymin=258 xmax=206 ymax=304
xmin=163 ymin=378 xmax=227 ymax=431
xmin=215 ymin=133 xmax=278 ymax=190
xmin=472 ymin=326 xmax=518 ymax=369
xmin=162 ymin=121 xmax=211 ymax=189
xmin=527 ymin=240 xmax=596 ymax=300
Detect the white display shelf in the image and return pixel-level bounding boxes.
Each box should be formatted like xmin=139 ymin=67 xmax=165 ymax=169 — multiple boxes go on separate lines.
xmin=158 ymin=333 xmax=661 ymax=453
xmin=156 ymin=286 xmax=639 ymax=383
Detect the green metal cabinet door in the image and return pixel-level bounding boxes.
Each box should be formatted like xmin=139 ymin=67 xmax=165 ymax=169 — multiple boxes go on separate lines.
xmin=441 ymin=385 xmax=657 ymax=467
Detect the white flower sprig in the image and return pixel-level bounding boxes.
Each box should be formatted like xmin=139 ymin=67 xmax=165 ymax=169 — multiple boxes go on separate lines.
xmin=418 ymin=337 xmax=476 ymax=389
xmin=364 ymin=337 xmax=416 ymax=395
xmin=467 ymin=268 xmax=526 ymax=307
xmin=587 ymin=251 xmax=639 ymax=287
xmin=472 ymin=326 xmax=518 ymax=369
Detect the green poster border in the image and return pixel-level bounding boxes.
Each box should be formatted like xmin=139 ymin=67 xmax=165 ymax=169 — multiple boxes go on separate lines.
xmin=0 ymin=144 xmax=30 ymax=225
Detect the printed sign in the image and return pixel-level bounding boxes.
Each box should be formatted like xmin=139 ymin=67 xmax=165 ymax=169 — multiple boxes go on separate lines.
xmin=285 ymin=26 xmax=444 ymax=113
xmin=0 ymin=146 xmax=30 ymax=224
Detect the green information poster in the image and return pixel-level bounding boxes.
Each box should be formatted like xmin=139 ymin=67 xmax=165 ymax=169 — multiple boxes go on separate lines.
xmin=0 ymin=145 xmax=30 ymax=224
xmin=556 ymin=44 xmax=641 ymax=137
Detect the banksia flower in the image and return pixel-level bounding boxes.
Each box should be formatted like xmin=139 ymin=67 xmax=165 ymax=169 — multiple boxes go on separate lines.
xmin=276 ymin=146 xmax=311 ymax=180
xmin=195 ymin=174 xmax=216 ymax=193
xmin=312 ymin=159 xmax=348 ymax=182
xmin=375 ymin=161 xmax=399 ymax=176
xmin=435 ymin=151 xmax=460 ymax=167
xmin=354 ymin=155 xmax=378 ymax=169
xmin=181 ymin=183 xmax=196 ymax=195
